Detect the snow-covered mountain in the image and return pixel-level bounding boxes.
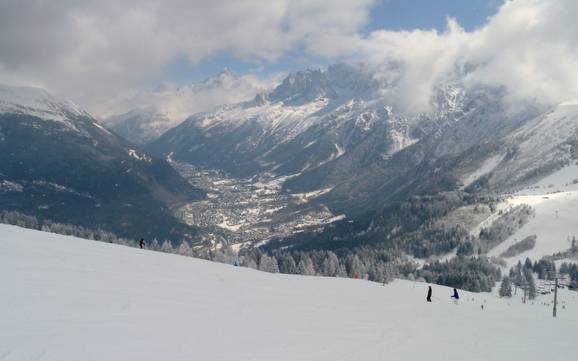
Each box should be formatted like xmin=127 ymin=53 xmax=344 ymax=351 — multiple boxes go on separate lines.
xmin=0 ymin=84 xmax=90 ymax=126
xmin=2 ymin=224 xmax=576 ymax=361
xmin=147 ymin=64 xmax=464 ymax=185
xmin=141 ymin=63 xmax=578 ymax=255
xmin=104 ymin=108 xmax=173 ymax=146
xmin=148 ymin=63 xmax=573 ymax=206
xmin=104 ymin=69 xmax=273 ymax=145
xmin=0 ymin=84 xmax=203 ymax=240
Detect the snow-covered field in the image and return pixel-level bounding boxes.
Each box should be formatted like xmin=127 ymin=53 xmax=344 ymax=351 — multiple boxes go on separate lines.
xmin=2 ymin=224 xmax=577 ymax=361
xmin=489 ymin=164 xmax=578 ymax=268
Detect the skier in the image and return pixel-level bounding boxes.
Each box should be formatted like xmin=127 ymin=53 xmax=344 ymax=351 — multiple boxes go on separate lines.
xmin=139 ymin=238 xmax=145 ymax=249
xmin=451 ymin=288 xmax=459 ymax=304
xmin=426 ymin=285 xmax=432 ymax=302
xmin=451 ymin=288 xmax=459 ymax=300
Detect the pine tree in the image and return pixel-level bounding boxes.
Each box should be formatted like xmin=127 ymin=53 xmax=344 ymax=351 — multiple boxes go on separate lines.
xmin=466 ymin=279 xmax=482 ymax=292
xmin=297 ymin=256 xmax=316 ymax=276
xmin=277 ymin=253 xmax=297 ymax=274
xmin=346 ymin=254 xmax=365 ymax=279
xmin=177 ymin=241 xmax=192 ymax=256
xmin=514 ymin=268 xmax=525 ymax=288
xmin=161 ymin=240 xmax=174 ymax=253
xmin=499 ymin=276 xmax=513 ymax=297
xmin=321 ymin=251 xmax=340 ymax=277
xmin=258 ymin=254 xmax=279 ymax=273
xmin=336 ymin=264 xmax=348 ymax=277
xmin=524 ymin=269 xmax=536 ymax=300
xmin=149 ymin=238 xmax=160 ymax=251
xmin=524 ymin=257 xmax=533 ymax=271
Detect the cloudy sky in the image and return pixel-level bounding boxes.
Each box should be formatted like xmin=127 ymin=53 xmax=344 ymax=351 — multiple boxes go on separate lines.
xmin=1 ymin=0 xmax=577 ymax=118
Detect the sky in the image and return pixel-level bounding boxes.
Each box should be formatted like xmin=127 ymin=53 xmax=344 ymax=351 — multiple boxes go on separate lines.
xmin=2 ymin=0 xmax=578 ymax=119
xmin=164 ymin=0 xmax=502 ymax=84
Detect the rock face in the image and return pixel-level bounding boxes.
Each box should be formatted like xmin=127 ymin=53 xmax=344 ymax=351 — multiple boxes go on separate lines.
xmin=148 ymin=64 xmax=575 ymax=214
xmin=0 ymin=84 xmax=204 ymax=241
xmin=147 ymin=65 xmax=461 ymax=188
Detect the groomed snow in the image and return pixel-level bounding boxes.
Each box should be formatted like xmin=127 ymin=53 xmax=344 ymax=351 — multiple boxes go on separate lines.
xmin=1 ymin=224 xmax=577 ymax=361
xmin=488 ymin=164 xmax=578 ymax=268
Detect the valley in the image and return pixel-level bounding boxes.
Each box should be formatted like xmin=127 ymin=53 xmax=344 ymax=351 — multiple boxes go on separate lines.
xmin=4 ymin=2 xmax=578 ymax=359
xmin=172 ymin=161 xmax=344 ymax=248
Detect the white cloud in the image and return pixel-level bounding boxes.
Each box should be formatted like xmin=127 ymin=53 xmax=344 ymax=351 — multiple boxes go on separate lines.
xmin=0 ymin=0 xmax=374 ymax=116
xmin=101 ymin=71 xmax=281 ymax=122
xmin=2 ymin=0 xmax=578 ymax=117
xmin=307 ymin=0 xmax=578 ymax=112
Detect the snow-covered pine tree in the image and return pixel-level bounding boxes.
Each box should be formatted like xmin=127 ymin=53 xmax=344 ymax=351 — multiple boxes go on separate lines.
xmin=346 ymin=254 xmax=366 ymax=279
xmin=321 ymin=251 xmax=339 ymax=277
xmin=258 ymin=254 xmax=279 ymax=273
xmin=277 ymin=253 xmax=297 ymax=274
xmin=177 ymin=241 xmax=193 ymax=256
xmin=297 ymin=255 xmax=316 ymax=276
xmin=524 ymin=269 xmax=536 ymax=300
xmin=499 ymin=276 xmax=513 ymax=297
xmin=161 ymin=240 xmax=175 ymax=253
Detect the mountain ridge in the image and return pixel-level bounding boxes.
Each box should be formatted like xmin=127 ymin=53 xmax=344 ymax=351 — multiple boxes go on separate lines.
xmin=0 ymin=83 xmax=204 ymax=241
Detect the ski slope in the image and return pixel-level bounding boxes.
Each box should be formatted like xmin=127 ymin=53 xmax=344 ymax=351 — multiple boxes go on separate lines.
xmin=489 ymin=164 xmax=578 ymax=268
xmin=1 ymin=224 xmax=577 ymax=361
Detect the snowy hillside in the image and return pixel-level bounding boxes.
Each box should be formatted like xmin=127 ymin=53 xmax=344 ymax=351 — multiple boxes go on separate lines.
xmin=488 ymin=163 xmax=578 ymax=268
xmin=484 ymin=102 xmax=578 ymax=189
xmin=103 ymin=69 xmax=272 ymax=145
xmin=0 ymin=84 xmax=203 ymax=241
xmin=104 ymin=108 xmax=173 ymax=145
xmin=0 ymin=83 xmax=89 ymax=126
xmin=2 ymin=224 xmax=577 ymax=361
xmin=147 ymin=65 xmax=463 ymax=182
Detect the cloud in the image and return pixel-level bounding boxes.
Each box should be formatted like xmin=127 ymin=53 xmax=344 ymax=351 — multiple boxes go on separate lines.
xmin=0 ymin=0 xmax=374 ymax=116
xmin=463 ymin=0 xmax=578 ymax=105
xmin=306 ymin=0 xmax=578 ymax=112
xmin=2 ymin=0 xmax=578 ymax=117
xmin=101 ymin=71 xmax=281 ymax=122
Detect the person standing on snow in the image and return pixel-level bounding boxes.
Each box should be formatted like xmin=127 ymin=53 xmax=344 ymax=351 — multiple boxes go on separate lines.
xmin=139 ymin=238 xmax=145 ymax=249
xmin=451 ymin=288 xmax=459 ymax=300
xmin=451 ymin=288 xmax=459 ymax=304
xmin=426 ymin=285 xmax=432 ymax=302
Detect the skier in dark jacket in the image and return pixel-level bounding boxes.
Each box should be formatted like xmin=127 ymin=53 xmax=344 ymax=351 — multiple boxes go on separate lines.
xmin=451 ymin=288 xmax=459 ymax=300
xmin=426 ymin=285 xmax=432 ymax=302
xmin=139 ymin=238 xmax=145 ymax=249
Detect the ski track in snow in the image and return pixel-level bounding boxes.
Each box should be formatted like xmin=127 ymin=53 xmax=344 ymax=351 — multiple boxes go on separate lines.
xmin=1 ymin=224 xmax=578 ymax=361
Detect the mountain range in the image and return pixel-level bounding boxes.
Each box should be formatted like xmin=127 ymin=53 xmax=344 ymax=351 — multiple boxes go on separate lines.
xmin=0 ymin=84 xmax=204 ymax=241
xmin=103 ymin=69 xmax=272 ymax=146
xmin=147 ymin=64 xmax=577 ymax=217
xmin=3 ymin=63 xmax=578 ymax=248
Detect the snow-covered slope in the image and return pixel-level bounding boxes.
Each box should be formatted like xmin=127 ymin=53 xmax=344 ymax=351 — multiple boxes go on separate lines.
xmin=104 ymin=108 xmax=173 ymax=145
xmin=0 ymin=83 xmax=89 ymax=127
xmin=147 ymin=65 xmax=463 ymax=184
xmin=488 ymin=163 xmax=578 ymax=268
xmin=103 ymin=69 xmax=272 ymax=145
xmin=484 ymin=102 xmax=578 ymax=189
xmin=0 ymin=84 xmax=203 ymax=241
xmin=2 ymin=224 xmax=577 ymax=361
